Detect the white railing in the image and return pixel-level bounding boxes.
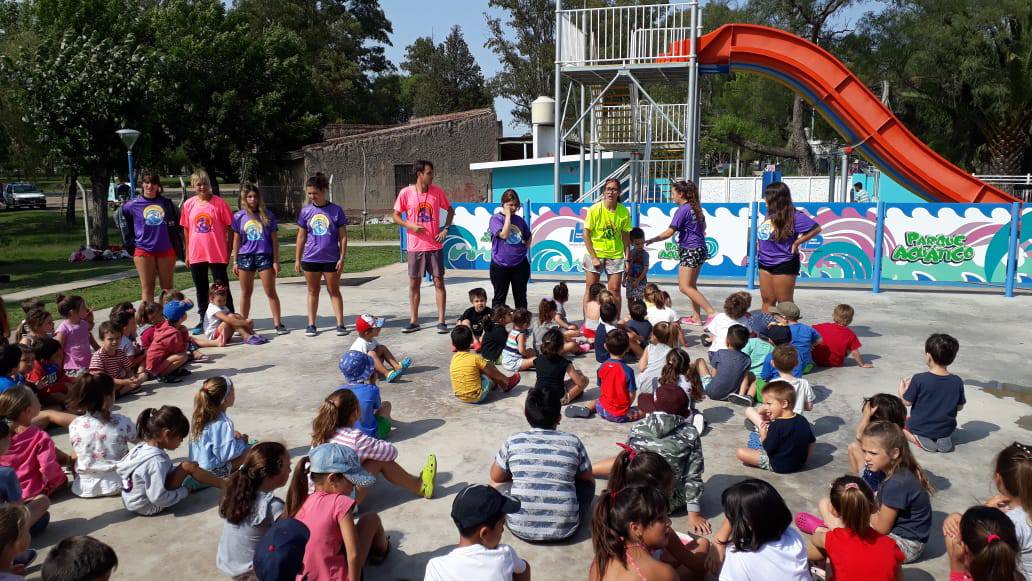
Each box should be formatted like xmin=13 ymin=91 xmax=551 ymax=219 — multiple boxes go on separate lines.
xmin=975 ymin=174 xmax=1032 ymax=202
xmin=593 ymin=103 xmax=689 ymax=147
xmin=559 ymin=4 xmax=693 ymax=67
xmin=575 ymin=161 xmax=631 ymax=203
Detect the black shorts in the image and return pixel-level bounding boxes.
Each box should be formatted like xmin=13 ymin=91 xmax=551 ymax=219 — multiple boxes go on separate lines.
xmin=759 ymin=255 xmax=801 ymax=276
xmin=301 ymin=261 xmax=338 ymax=273
xmin=236 ymin=253 xmax=274 ymax=272
xmin=678 ymin=245 xmax=707 ymax=269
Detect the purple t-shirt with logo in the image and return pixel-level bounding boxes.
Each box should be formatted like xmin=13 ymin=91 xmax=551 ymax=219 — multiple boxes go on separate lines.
xmin=232 ymin=210 xmax=278 ymax=256
xmin=489 ymin=212 xmax=531 ymax=268
xmin=297 ymin=203 xmax=347 ymax=264
xmin=757 ymin=209 xmax=819 ymax=267
xmin=122 ymin=195 xmax=175 ymax=253
xmin=669 ymin=203 xmax=705 ymax=249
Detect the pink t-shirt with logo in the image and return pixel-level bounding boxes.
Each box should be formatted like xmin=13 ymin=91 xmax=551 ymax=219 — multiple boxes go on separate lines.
xmin=393 ymin=184 xmax=451 ymax=252
xmin=180 ymin=195 xmax=233 ymax=264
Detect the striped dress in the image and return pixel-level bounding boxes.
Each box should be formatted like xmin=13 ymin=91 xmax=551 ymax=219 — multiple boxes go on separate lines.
xmin=494 ymin=429 xmax=591 ymax=541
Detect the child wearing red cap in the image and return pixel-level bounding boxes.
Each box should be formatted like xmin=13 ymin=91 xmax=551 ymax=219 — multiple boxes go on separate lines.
xmin=349 ymin=314 xmax=411 ymax=383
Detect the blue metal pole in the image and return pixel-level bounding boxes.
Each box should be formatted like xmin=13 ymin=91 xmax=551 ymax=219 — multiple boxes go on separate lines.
xmin=746 ymin=201 xmax=758 ymax=289
xmin=1005 ymin=201 xmax=1020 ymax=298
xmin=872 ymin=201 xmax=886 ymax=293
xmin=127 ymin=151 xmax=136 ymax=198
xmin=525 ymin=200 xmax=534 ymax=282
xmin=631 ymin=202 xmax=639 ymax=228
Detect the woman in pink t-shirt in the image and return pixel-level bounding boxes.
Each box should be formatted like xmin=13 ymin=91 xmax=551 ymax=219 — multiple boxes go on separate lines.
xmin=180 ymin=170 xmax=234 ymax=335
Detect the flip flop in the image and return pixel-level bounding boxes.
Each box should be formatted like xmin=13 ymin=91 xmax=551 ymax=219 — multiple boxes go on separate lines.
xmin=795 ymin=511 xmax=827 ymax=535
xmin=419 ymin=454 xmax=437 ymax=499
xmin=400 ymin=357 xmax=412 ymax=370
xmin=386 ymin=369 xmax=402 ymax=383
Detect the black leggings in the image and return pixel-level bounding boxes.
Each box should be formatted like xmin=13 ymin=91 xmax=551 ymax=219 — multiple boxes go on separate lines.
xmin=490 ymin=259 xmax=530 ymax=310
xmin=190 ymin=262 xmax=234 ymax=320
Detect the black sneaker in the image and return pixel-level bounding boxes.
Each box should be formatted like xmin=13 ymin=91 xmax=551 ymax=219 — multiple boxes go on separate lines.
xmin=305 ymin=325 xmax=318 ymax=337
xmin=275 ymin=324 xmax=289 ymax=335
xmin=436 ymin=323 xmax=449 ymax=334
xmin=564 ymin=405 xmax=593 ymax=419
xmin=727 ymin=393 xmax=754 ymax=407
xmin=402 ymin=322 xmax=421 ymax=334
xmin=336 ymin=325 xmax=350 ymax=336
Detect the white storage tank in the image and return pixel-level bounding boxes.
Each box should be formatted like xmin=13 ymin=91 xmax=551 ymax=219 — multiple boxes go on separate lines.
xmin=531 ymin=96 xmax=556 ymax=158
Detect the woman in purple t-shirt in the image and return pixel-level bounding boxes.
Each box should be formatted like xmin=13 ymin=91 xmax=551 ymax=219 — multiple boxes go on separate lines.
xmin=489 ymin=189 xmax=532 ymax=309
xmin=645 ymin=180 xmax=715 ymax=325
xmin=293 ymin=173 xmax=349 ymax=337
xmin=756 ymin=182 xmax=821 ymax=311
xmin=122 ymin=171 xmax=180 ymax=304
xmin=231 ymin=183 xmax=285 ymax=334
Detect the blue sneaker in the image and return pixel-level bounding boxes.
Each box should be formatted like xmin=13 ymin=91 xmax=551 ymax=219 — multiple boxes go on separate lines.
xmin=387 ymin=369 xmax=402 ymax=383
xmin=305 ymin=325 xmax=317 ymax=337
xmin=190 ymin=323 xmax=204 ymax=336
xmin=400 ymin=357 xmax=412 ymax=370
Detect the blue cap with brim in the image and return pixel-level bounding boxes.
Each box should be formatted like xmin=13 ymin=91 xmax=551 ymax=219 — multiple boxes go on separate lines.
xmin=309 ymin=443 xmax=376 ymax=488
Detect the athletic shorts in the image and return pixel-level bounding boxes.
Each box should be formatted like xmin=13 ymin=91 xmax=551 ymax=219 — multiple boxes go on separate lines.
xmin=596 ymin=400 xmax=636 ymax=423
xmin=408 ymin=249 xmax=445 ymax=279
xmin=889 ymin=533 xmax=925 ymax=564
xmin=582 ymin=255 xmax=625 ymax=275
xmin=678 ymin=245 xmax=707 ymax=269
xmin=758 ymin=255 xmax=801 ymax=276
xmin=301 ymin=261 xmax=338 ymax=273
xmin=236 ymin=253 xmax=274 ymax=272
xmin=375 ymin=415 xmax=391 ymax=440
xmin=134 ymin=247 xmax=176 ymax=259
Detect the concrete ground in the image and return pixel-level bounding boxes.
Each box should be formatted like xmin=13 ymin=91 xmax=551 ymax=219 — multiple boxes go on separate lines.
xmin=25 ymin=264 xmax=1032 ymax=580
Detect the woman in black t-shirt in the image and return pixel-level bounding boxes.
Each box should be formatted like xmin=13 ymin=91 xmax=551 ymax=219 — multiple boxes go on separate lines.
xmin=534 ymin=328 xmax=588 ymax=405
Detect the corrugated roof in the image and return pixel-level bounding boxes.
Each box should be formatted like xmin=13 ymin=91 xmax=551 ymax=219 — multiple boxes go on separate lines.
xmin=305 ymin=108 xmax=496 ymax=151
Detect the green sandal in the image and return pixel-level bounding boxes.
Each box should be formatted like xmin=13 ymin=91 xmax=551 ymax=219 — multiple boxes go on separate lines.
xmin=419 ymin=454 xmax=437 ymax=499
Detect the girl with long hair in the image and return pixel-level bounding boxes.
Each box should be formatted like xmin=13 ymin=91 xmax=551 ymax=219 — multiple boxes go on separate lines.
xmin=294 ymin=172 xmax=349 ymax=337
xmin=232 ymin=183 xmax=286 ymax=334
xmin=181 ymin=169 xmax=235 ymax=335
xmin=755 ymin=182 xmax=821 ymax=311
xmin=121 ymin=170 xmax=180 ymax=303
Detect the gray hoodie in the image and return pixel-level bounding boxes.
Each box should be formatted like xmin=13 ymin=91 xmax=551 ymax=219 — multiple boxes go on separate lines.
xmin=115 ymin=443 xmax=188 ymax=515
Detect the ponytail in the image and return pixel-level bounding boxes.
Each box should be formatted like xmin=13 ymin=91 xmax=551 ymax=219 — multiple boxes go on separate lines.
xmin=137 ymin=406 xmax=189 ymax=441
xmin=311 ymin=389 xmax=359 ymax=446
xmin=219 ymin=442 xmax=287 ymax=525
xmin=607 ymin=447 xmax=673 ymax=494
xmin=591 ymin=486 xmax=668 ymax=579
xmin=284 ymin=456 xmax=313 ymax=518
xmin=192 ymin=377 xmax=232 ymax=440
xmin=960 ymin=506 xmax=1023 ymax=581
xmin=829 ymin=475 xmax=876 ymax=536
xmin=994 ymin=443 xmax=1032 ymax=518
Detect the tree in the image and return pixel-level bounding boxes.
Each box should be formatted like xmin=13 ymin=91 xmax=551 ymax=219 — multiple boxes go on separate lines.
xmin=2 ymin=0 xmax=156 ymax=248
xmin=485 ymin=0 xmax=556 ymax=127
xmin=401 ymin=26 xmax=492 ymax=118
xmin=844 ymin=0 xmax=1032 ymax=174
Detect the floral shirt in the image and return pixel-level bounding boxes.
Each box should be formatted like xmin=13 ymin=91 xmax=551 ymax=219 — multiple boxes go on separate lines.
xmin=69 ymin=413 xmax=137 ymax=497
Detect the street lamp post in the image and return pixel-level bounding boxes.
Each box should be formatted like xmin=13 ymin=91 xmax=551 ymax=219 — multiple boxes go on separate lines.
xmin=116 ymin=129 xmax=141 ymax=197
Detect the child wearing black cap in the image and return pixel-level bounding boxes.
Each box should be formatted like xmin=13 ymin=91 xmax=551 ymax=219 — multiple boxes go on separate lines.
xmin=424 ymin=484 xmax=530 ymax=581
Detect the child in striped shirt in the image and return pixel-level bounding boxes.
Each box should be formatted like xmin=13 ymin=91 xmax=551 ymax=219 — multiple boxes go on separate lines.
xmin=88 ymin=322 xmax=145 ymax=396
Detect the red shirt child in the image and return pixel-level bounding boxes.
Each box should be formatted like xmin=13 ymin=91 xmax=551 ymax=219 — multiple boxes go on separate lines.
xmin=811 ymin=304 xmax=872 ymax=368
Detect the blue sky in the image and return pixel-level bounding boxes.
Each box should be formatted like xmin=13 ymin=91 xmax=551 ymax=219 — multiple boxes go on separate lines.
xmin=376 ymin=0 xmax=886 ymax=136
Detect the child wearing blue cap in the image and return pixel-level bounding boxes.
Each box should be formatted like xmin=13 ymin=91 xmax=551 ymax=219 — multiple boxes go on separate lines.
xmin=338 ymin=351 xmax=391 ymax=440
xmin=144 ymin=300 xmax=192 ymax=383
xmin=285 ymin=443 xmax=389 ymax=581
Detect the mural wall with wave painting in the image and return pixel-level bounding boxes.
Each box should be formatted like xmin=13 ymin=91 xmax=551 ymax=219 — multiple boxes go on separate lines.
xmin=528 ymin=203 xmax=591 ymax=274
xmin=638 ymin=203 xmax=750 ymax=278
xmin=441 ymin=203 xmax=526 ymax=270
xmin=1015 ymin=207 xmax=1032 ymax=287
xmin=880 ymin=204 xmax=1011 ymax=284
xmin=794 ymin=204 xmax=878 ymax=281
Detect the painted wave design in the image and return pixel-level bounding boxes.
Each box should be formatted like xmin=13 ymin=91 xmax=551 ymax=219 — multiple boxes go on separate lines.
xmin=443 ymin=225 xmax=490 ymax=269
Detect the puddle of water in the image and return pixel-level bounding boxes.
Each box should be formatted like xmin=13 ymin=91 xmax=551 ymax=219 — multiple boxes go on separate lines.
xmin=967 ymin=380 xmax=1032 ymax=430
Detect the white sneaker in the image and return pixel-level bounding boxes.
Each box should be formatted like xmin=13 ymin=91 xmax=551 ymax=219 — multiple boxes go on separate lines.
xmin=692 ymin=413 xmax=706 ymax=435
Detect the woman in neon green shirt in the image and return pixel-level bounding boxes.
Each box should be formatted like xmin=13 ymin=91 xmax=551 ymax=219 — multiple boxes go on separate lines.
xmin=582 ymin=179 xmax=632 ymax=319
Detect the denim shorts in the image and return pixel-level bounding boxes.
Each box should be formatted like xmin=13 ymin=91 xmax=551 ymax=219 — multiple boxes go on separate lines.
xmin=596 ymin=400 xmax=634 ymax=423
xmin=236 ymin=252 xmax=274 ymax=272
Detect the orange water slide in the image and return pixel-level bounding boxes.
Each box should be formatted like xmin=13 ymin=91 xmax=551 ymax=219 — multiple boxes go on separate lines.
xmin=672 ymin=24 xmax=1015 ymax=203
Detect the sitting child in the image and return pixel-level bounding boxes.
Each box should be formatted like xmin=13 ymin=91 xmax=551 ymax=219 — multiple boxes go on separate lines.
xmin=17 ymin=308 xmax=52 ymax=347
xmin=567 ymin=329 xmax=643 ymax=422
xmin=25 ymin=339 xmax=69 ymax=407
xmin=748 ymin=324 xmax=792 ymax=396
xmin=137 ymin=301 xmax=163 ymax=351
xmin=41 ymin=535 xmax=118 ymax=581
xmin=424 ymin=484 xmax=530 ymax=581
xmin=753 ymin=344 xmax=814 ymax=413
xmin=581 ymin=283 xmax=604 ymax=340
xmin=533 ymin=328 xmax=588 ymax=405
xmin=501 ymin=309 xmax=536 ymax=373
xmin=457 ymin=288 xmax=491 ymax=350
xmin=636 ymin=321 xmax=680 ymax=395
xmin=216 ymin=442 xmax=290 ymax=578
xmin=0 ymin=420 xmax=49 ymax=536
xmin=643 ymin=284 xmax=678 ymax=326
xmin=109 ymin=310 xmax=144 ymax=373
xmin=847 ymin=394 xmax=906 ymax=492
xmin=68 ymin=373 xmax=138 ymax=498
xmin=350 ymin=314 xmax=410 ymax=383
xmin=117 ymin=406 xmax=224 ymax=515
xmin=311 ymin=388 xmax=435 ymax=501
xmin=947 ymin=506 xmax=1023 ymax=581
xmin=695 ymin=324 xmax=753 ymax=406
xmin=639 ymin=350 xmax=705 ymax=433
xmin=0 ymin=504 xmax=30 ymax=581
xmin=490 ymin=387 xmax=593 ymax=542
xmin=0 ymin=387 xmax=70 ymax=498
xmin=703 ymin=291 xmax=751 ymax=353
xmin=337 ymin=351 xmax=392 ymax=440
xmin=590 ymin=486 xmax=679 ymax=580
xmin=710 ymin=479 xmax=811 ymax=579
xmin=735 ymin=380 xmax=814 ymax=474
xmin=624 ymin=301 xmax=652 ymax=350
xmin=204 ymin=283 xmax=266 ymax=346
xmin=0 ymin=347 xmax=19 ymax=393
xmin=771 ymin=302 xmax=822 ymax=375
xmin=88 ymin=321 xmax=145 ymax=396
xmin=449 ymin=326 xmax=519 ymax=404
xmin=145 ymin=301 xmax=192 ymax=383
xmin=900 ymin=333 xmax=964 ymax=453
xmin=797 ymin=476 xmax=904 ymax=581
xmin=551 ymin=282 xmax=582 ymax=337
xmin=813 ymin=304 xmax=873 ymax=368
xmin=284 ymin=444 xmax=389 ymax=580
xmin=54 ymin=294 xmax=98 ymax=377
xmin=531 ymin=299 xmax=583 ymax=356
xmin=594 ymin=302 xmax=643 ymax=363
xmin=189 ymin=377 xmax=250 ymax=480
xmin=479 ymin=305 xmax=512 ymax=365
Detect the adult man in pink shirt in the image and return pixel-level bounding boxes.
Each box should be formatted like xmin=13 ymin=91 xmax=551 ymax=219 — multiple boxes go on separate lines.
xmin=392 ymin=160 xmax=455 ymax=333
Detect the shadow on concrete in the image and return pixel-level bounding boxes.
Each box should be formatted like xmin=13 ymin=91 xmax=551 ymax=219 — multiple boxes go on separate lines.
xmin=850 ymin=325 xmax=882 ymax=338
xmin=389 ymin=418 xmax=446 ymax=443
xmin=812 ymin=385 xmax=833 ymax=405
xmin=812 ymin=415 xmax=845 ymax=437
xmin=173 ymin=487 xmax=224 ymax=517
xmin=903 ymin=569 xmax=936 ymax=581
xmin=376 ymin=540 xmax=453 ymax=580
xmin=953 ymin=420 xmax=1001 ymax=445
xmin=700 ymin=474 xmax=749 ymax=519
xmin=807 ymin=442 xmax=837 ymax=470
xmin=33 ymin=505 xmax=137 ymax=546
xmin=919 ymin=510 xmax=950 ymax=561
xmin=702 ymin=406 xmax=735 ymax=426
xmin=219 ymin=364 xmax=276 ymax=377
xmin=923 ymin=468 xmax=952 ymax=492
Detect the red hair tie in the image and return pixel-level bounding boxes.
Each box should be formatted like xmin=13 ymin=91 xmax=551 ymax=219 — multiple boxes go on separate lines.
xmin=987 ymin=534 xmax=1002 ymax=543
xmin=615 ymin=443 xmax=637 ymax=461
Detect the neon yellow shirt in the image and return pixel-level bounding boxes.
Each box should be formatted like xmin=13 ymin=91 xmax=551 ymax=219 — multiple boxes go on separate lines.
xmin=584 ymin=202 xmax=632 ymax=259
